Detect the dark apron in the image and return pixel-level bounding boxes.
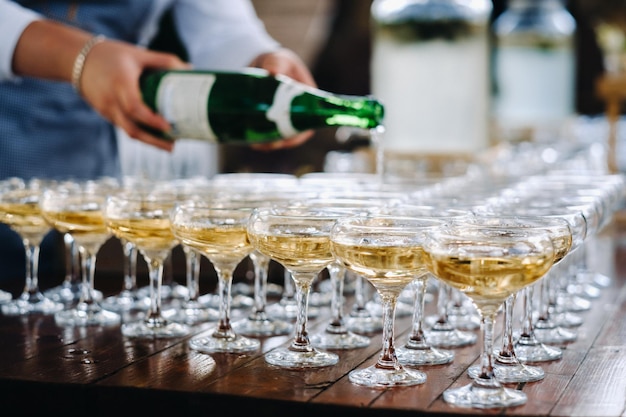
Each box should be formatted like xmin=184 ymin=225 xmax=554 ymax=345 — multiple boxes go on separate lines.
xmin=0 ymin=0 xmax=154 ymax=284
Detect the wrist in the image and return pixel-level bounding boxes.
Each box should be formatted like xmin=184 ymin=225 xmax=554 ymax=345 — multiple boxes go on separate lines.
xmin=71 ymin=34 xmax=105 ymax=95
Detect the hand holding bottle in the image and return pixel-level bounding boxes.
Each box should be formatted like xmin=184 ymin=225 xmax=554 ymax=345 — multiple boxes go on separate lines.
xmin=247 ymin=48 xmax=317 ymax=151
xmin=79 ymin=39 xmax=191 ymax=152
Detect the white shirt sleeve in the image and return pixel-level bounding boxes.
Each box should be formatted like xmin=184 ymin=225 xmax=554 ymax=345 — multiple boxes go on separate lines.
xmin=171 ymin=0 xmax=281 ymax=71
xmin=0 ymin=0 xmax=42 ymax=81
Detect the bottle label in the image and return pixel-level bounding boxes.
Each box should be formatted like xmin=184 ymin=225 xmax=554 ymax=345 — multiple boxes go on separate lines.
xmin=155 ymin=73 xmax=218 ymax=142
xmin=267 ymin=76 xmax=301 ymax=138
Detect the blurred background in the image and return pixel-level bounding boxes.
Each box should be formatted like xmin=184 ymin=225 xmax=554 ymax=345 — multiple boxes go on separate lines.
xmin=141 ymin=0 xmax=626 ymax=177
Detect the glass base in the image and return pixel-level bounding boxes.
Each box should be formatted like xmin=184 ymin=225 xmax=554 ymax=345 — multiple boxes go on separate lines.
xmin=44 ymin=282 xmax=103 ymax=304
xmin=138 ymin=283 xmax=189 ymax=303
xmin=577 ymin=270 xmax=611 ymax=288
xmin=425 ymin=327 xmax=477 ymax=348
xmin=265 ymin=300 xmax=320 ymax=320
xmin=265 ymin=346 xmax=338 ymax=369
xmin=555 ymin=293 xmax=591 ymax=312
xmin=513 ymin=336 xmax=563 ymax=363
xmin=309 ymin=290 xmax=332 ymax=307
xmin=534 ymin=324 xmax=577 ymax=345
xmin=198 ymin=293 xmax=253 ymax=310
xmin=310 ymin=329 xmax=370 ymax=350
xmin=467 ymin=361 xmax=544 ymax=383
xmin=346 ymin=313 xmax=383 ymax=335
xmin=349 ymin=364 xmax=427 ymax=388
xmin=566 ymin=282 xmax=601 ymax=299
xmin=0 ymin=290 xmax=11 ymax=304
xmin=232 ymin=316 xmax=293 ymax=337
xmin=549 ymin=309 xmax=584 ymax=327
xmin=396 ymin=344 xmax=454 ymax=366
xmin=101 ymin=292 xmax=150 ymax=312
xmin=189 ymin=329 xmax=260 ymax=354
xmin=164 ymin=302 xmax=220 ymax=325
xmin=1 ymin=293 xmax=64 ymax=316
xmin=443 ymin=381 xmax=527 ymax=409
xmin=55 ymin=305 xmax=121 ymax=327
xmin=121 ymin=317 xmax=190 ymax=339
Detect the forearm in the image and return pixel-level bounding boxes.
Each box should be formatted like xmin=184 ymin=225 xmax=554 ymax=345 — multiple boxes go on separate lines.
xmin=12 ymin=19 xmax=93 ymax=83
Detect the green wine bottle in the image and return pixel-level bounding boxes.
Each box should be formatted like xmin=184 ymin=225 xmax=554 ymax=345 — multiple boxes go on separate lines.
xmin=140 ymin=68 xmax=385 ymax=144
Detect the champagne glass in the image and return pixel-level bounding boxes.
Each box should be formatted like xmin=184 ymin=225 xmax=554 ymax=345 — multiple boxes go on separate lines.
xmin=0 ymin=178 xmax=64 ymax=315
xmin=247 ymin=205 xmax=341 ymax=368
xmin=387 ymin=204 xmax=471 ymax=366
xmin=424 ymin=223 xmax=555 ymax=408
xmin=41 ymin=180 xmax=121 ymax=326
xmin=331 ymin=215 xmax=446 ymax=387
xmin=463 ymin=215 xmax=572 ymax=382
xmin=172 ymin=202 xmax=260 ymax=353
xmin=104 ymin=189 xmax=189 ymax=338
xmin=297 ymin=197 xmax=394 ymax=351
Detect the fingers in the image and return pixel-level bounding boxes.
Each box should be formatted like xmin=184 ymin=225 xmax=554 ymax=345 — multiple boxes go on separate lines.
xmin=250 ymin=130 xmax=313 ymax=151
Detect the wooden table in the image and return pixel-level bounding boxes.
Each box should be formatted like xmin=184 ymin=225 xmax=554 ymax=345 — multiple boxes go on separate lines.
xmin=0 ymin=222 xmax=625 ymax=417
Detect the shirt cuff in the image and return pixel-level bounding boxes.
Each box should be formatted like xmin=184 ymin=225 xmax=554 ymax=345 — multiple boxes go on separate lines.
xmin=0 ymin=1 xmax=42 ymax=81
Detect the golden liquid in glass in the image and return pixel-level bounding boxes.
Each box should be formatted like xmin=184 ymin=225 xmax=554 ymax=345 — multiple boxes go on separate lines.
xmin=250 ymin=233 xmax=332 ymax=275
xmin=425 ymin=250 xmax=553 ymax=313
xmin=173 ymin=224 xmax=252 ymax=265
xmin=331 ymin=242 xmax=426 ymax=294
xmin=42 ymin=210 xmax=109 ymax=250
xmin=107 ymin=217 xmax=176 ymax=253
xmin=0 ymin=202 xmax=48 ymax=243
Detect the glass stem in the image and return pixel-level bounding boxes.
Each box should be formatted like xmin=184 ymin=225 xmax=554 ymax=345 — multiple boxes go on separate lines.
xmin=280 ymin=268 xmax=296 ymax=305
xmin=63 ymin=233 xmax=77 ymax=285
xmin=478 ymin=312 xmax=497 ymax=381
xmin=290 ymin=271 xmax=315 ymax=352
xmin=497 ymin=294 xmax=518 ymax=364
xmin=351 ymin=273 xmax=370 ymax=316
xmin=536 ymin=272 xmax=554 ymax=328
xmin=22 ymin=242 xmax=40 ymax=296
xmin=184 ymin=248 xmax=200 ymax=302
xmin=213 ymin=264 xmax=236 ymax=338
xmin=377 ymin=292 xmax=399 ymax=368
xmin=326 ymin=262 xmax=346 ymax=332
xmin=249 ymin=251 xmax=270 ymax=318
xmin=432 ymin=284 xmax=452 ymax=330
xmin=79 ymin=249 xmax=97 ymax=306
xmin=407 ymin=277 xmax=428 ymax=346
xmin=122 ymin=239 xmax=138 ymax=293
xmin=145 ymin=257 xmax=165 ymax=324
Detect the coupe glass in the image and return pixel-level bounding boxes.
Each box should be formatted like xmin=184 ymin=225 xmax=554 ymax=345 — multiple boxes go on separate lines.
xmin=331 ymin=215 xmax=445 ymax=387
xmin=463 ymin=215 xmax=572 ymax=382
xmin=0 ymin=178 xmax=64 ymax=315
xmin=104 ymin=189 xmax=189 ymax=338
xmin=299 ymin=197 xmax=394 ymax=351
xmin=172 ymin=203 xmax=260 ymax=353
xmin=387 ymin=204 xmax=471 ymax=366
xmin=41 ymin=180 xmax=121 ymax=326
xmin=247 ymin=205 xmax=341 ymax=368
xmin=424 ymin=223 xmax=555 ymax=408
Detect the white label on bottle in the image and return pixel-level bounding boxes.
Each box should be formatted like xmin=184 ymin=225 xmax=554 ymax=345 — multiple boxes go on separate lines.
xmin=155 ymin=73 xmax=218 ymax=142
xmin=267 ymin=78 xmax=300 ymax=138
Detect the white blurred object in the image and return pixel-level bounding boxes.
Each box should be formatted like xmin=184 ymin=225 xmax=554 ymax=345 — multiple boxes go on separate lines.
xmin=116 ymin=128 xmax=219 ymax=180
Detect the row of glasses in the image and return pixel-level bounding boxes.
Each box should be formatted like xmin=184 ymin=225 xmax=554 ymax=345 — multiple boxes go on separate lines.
xmin=104 ymin=186 xmax=190 ymax=338
xmin=0 ymin=178 xmax=64 ymax=315
xmin=40 ymin=179 xmax=122 ymax=326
